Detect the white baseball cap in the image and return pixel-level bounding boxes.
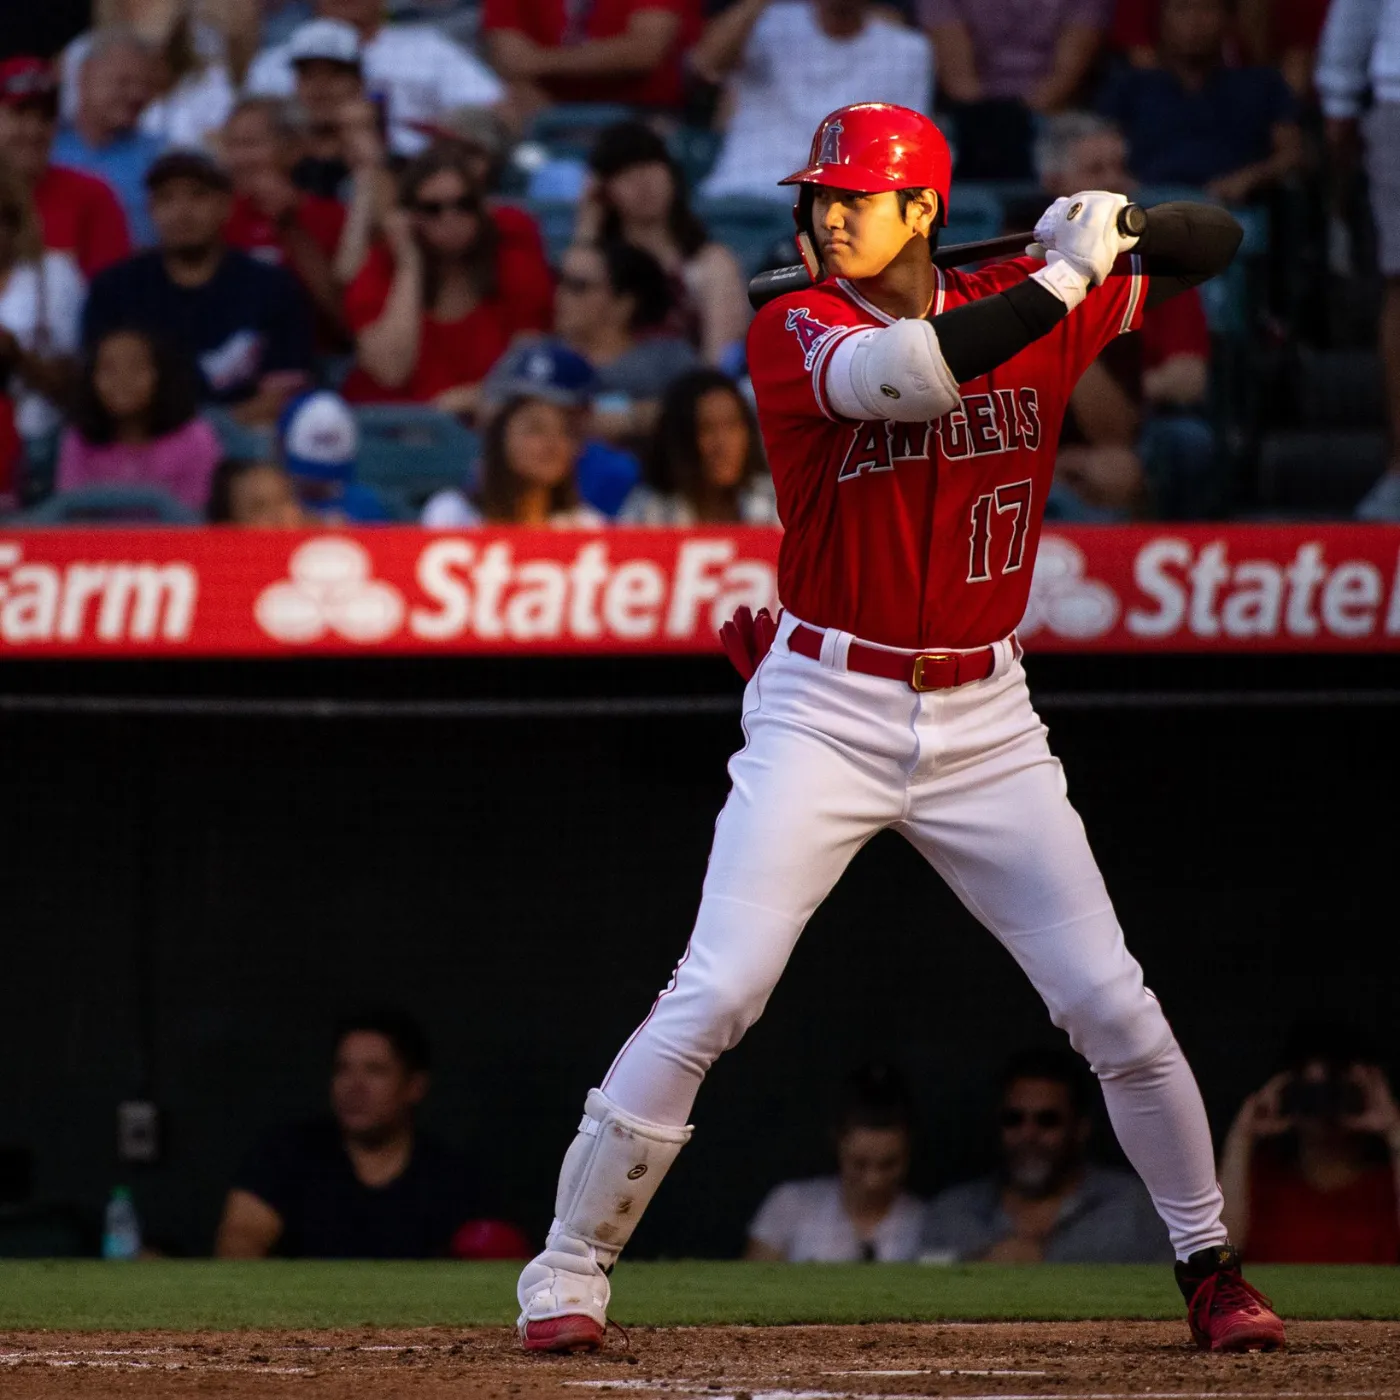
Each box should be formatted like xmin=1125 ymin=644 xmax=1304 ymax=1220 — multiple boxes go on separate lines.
xmin=280 ymin=391 xmax=359 ymax=483
xmin=287 ymin=18 xmax=364 ymax=68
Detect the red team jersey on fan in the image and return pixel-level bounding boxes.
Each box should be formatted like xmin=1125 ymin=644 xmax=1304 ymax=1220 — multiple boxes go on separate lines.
xmin=747 ymin=256 xmax=1147 ymax=650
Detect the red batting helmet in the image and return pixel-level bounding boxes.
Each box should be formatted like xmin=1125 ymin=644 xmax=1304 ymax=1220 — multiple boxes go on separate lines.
xmin=780 ymin=103 xmax=952 ymax=223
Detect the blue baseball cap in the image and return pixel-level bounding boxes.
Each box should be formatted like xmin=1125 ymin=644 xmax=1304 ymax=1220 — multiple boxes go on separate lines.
xmin=279 ymin=390 xmax=358 ymax=484
xmin=484 ymin=340 xmax=597 ymax=409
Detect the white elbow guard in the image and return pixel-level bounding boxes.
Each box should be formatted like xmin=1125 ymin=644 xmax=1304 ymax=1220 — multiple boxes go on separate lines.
xmin=825 ymin=318 xmax=961 ymax=422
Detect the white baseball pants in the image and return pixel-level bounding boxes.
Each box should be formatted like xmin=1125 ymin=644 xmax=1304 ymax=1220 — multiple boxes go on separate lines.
xmin=602 ymin=611 xmax=1227 ymax=1260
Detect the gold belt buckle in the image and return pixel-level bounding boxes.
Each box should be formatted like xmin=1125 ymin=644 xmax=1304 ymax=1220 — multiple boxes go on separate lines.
xmin=911 ymin=653 xmax=954 ymax=692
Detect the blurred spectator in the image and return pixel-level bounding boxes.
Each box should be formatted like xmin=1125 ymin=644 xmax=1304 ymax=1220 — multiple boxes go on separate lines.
xmin=421 ymin=390 xmax=605 ymax=526
xmin=475 ymin=339 xmax=642 ymax=516
xmin=221 ymin=97 xmax=350 ymax=347
xmin=83 ymin=149 xmax=314 ymax=425
xmin=284 ymin=19 xmax=368 ymax=199
xmin=921 ymin=1047 xmax=1170 ymax=1263
xmin=62 ymin=1 xmax=238 ymax=152
xmin=206 ymin=455 xmax=310 ymax=524
xmin=1319 ymin=0 xmax=1400 ymax=522
xmin=215 ymin=1008 xmax=492 ymax=1258
xmin=695 ymin=0 xmax=933 ymax=201
xmin=1097 ymin=0 xmax=1302 ymax=201
xmin=51 ymin=27 xmax=165 ymax=246
xmin=56 ymin=326 xmax=219 ymax=511
xmin=745 ymin=1063 xmax=923 ymax=1263
xmin=342 ymin=145 xmax=554 ymax=411
xmin=620 ymin=368 xmax=777 ymax=524
xmin=583 ymin=122 xmax=749 ymax=369
xmin=1037 ymin=112 xmax=1216 ymax=520
xmin=1218 ymin=1021 xmax=1400 ymax=1263
xmin=1113 ymin=0 xmax=1330 ymax=100
xmin=409 ymin=104 xmax=518 ymax=198
xmin=279 ymin=388 xmax=397 ymax=521
xmin=245 ymin=0 xmax=505 ymax=157
xmin=921 ymin=0 xmax=1109 ymax=179
xmin=481 ymin=0 xmax=699 ymax=118
xmin=0 ymin=58 xmax=131 ymax=280
xmin=555 ymin=240 xmax=697 ymax=450
xmin=0 ymin=163 xmax=83 ymax=469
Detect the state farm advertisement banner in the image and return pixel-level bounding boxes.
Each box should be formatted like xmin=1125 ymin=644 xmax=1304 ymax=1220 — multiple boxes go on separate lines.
xmin=0 ymin=525 xmax=1398 ymax=657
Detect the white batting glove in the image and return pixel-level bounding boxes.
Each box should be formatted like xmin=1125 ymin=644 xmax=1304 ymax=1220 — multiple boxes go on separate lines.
xmin=1031 ymin=191 xmax=1139 ymax=287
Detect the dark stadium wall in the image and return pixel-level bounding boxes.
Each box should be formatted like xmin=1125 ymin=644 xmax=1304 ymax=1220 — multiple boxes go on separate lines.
xmin=1 ymin=653 xmax=1396 ymax=1260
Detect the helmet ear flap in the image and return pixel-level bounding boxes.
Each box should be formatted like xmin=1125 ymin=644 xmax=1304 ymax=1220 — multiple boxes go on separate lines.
xmin=793 ymin=185 xmax=822 ymax=281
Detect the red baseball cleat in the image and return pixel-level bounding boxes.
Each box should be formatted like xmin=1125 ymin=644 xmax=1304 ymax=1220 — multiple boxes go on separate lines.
xmin=1175 ymin=1244 xmax=1286 ymax=1352
xmin=520 ymin=1315 xmax=606 ymax=1354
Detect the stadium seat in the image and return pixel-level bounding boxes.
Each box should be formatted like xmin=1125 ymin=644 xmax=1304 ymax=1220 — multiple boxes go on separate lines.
xmin=517 ymin=198 xmax=580 ymax=264
xmin=18 ymin=485 xmax=202 ymax=525
xmin=1255 ymin=430 xmax=1387 ymax=516
xmin=694 ymin=197 xmax=800 ymax=277
xmin=353 ymin=405 xmax=480 ymax=507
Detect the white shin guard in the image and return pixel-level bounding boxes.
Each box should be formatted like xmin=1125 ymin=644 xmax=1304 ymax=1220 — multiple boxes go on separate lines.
xmin=516 ymin=1089 xmax=692 ymax=1328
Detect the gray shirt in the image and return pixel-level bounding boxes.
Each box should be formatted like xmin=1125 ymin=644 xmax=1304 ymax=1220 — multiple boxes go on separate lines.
xmin=920 ymin=1165 xmax=1172 ymax=1264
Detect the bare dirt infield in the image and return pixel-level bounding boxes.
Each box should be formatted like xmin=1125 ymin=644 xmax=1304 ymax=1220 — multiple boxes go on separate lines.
xmin=2 ymin=1322 xmax=1398 ymax=1399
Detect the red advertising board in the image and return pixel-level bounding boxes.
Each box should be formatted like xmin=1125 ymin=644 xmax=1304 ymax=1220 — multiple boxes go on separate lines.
xmin=0 ymin=525 xmax=1397 ymax=657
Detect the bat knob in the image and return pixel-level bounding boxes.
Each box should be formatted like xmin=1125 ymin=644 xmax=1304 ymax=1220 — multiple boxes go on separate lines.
xmin=1118 ymin=204 xmax=1148 ymax=238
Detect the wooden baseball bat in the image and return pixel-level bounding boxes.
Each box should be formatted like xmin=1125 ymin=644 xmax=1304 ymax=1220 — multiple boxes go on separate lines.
xmin=746 ymin=204 xmax=1149 ymax=310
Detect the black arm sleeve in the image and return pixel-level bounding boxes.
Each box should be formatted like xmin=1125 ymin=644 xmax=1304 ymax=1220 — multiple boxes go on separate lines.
xmin=1138 ymin=202 xmax=1244 ymax=308
xmin=934 ymin=277 xmax=1069 ymax=385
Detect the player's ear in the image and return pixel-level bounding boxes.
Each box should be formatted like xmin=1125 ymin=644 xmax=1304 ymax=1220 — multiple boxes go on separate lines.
xmin=905 ymin=189 xmax=939 ymax=237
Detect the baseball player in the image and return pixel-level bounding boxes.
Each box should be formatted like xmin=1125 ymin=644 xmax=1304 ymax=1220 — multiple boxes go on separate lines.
xmin=516 ymin=103 xmax=1285 ymax=1355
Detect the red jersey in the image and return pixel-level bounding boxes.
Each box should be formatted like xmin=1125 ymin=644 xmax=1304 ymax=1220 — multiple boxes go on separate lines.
xmin=748 ymin=257 xmax=1146 ymax=649
xmin=481 ymin=0 xmax=700 ymax=108
xmin=32 ymin=164 xmax=130 ymax=279
xmin=1246 ymin=1156 xmax=1400 ymax=1264
xmin=341 ymin=207 xmax=555 ymax=404
xmin=224 ymin=191 xmax=347 ymax=267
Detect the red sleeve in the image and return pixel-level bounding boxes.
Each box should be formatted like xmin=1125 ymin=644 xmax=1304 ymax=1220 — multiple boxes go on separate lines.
xmin=1139 ymin=288 xmax=1209 ymax=371
xmin=747 ymin=287 xmax=869 ymax=425
xmin=344 ymin=244 xmax=396 ymax=332
xmin=78 ymin=175 xmax=131 ymax=278
xmin=1051 ymin=253 xmax=1148 ymax=393
xmin=493 ymin=208 xmax=555 ymax=333
xmin=481 ymin=0 xmax=526 ymax=33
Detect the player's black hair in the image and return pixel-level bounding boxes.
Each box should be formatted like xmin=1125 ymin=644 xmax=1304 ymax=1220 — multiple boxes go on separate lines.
xmin=997 ymin=1046 xmax=1093 ymax=1118
xmin=833 ymin=1061 xmax=915 ymax=1137
xmin=333 ymin=1006 xmax=433 ymax=1075
xmin=598 ymin=238 xmax=674 ymax=332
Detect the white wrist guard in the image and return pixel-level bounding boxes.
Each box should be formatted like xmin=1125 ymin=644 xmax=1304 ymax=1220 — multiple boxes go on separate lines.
xmin=825 ymin=318 xmax=961 ymax=422
xmin=1031 ymin=252 xmax=1092 ymax=312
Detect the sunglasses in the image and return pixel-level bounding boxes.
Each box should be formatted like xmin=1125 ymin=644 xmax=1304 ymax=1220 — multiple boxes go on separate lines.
xmin=1000 ymin=1109 xmax=1066 ymax=1130
xmin=558 ymin=274 xmax=604 ymax=294
xmin=411 ymin=195 xmax=475 ymax=218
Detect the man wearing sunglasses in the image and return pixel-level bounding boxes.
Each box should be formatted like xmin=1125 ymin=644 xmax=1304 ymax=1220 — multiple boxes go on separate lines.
xmin=921 ymin=1047 xmax=1170 ymax=1264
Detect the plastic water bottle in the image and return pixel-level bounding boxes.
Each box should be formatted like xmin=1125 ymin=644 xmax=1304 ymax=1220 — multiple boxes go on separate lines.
xmin=102 ymin=1187 xmax=141 ymax=1260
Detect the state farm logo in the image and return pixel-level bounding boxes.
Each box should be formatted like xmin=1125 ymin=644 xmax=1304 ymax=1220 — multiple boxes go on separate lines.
xmin=255 ymin=538 xmax=405 ymax=644
xmin=1020 ymin=535 xmax=1119 ymax=640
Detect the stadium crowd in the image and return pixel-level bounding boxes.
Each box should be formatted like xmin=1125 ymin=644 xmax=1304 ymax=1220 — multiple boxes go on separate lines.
xmin=0 ymin=0 xmax=1395 ymax=527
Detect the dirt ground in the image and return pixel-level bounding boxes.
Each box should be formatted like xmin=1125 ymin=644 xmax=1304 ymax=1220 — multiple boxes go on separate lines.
xmin=1 ymin=1322 xmax=1397 ymax=1400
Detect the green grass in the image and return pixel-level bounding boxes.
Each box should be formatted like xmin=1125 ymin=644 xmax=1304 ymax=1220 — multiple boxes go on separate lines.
xmin=0 ymin=1262 xmax=1396 ymax=1332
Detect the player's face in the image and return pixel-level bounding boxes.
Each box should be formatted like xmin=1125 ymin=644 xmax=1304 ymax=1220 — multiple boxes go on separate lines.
xmin=836 ymin=1126 xmax=910 ymax=1211
xmin=93 ymin=331 xmax=158 ymax=423
xmin=695 ymin=387 xmax=750 ymax=490
xmin=503 ymin=398 xmax=577 ymax=490
xmin=997 ymin=1079 xmax=1087 ymax=1197
xmin=811 ymin=186 xmax=938 ymax=281
xmin=331 ymin=1031 xmax=426 ymax=1141
xmin=409 ymin=169 xmax=481 ymax=258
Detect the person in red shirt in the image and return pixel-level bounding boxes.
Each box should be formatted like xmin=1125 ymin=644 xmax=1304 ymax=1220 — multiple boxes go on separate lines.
xmin=482 ymin=0 xmax=700 ymax=114
xmin=1219 ymin=1022 xmax=1400 ymax=1264
xmin=343 ymin=144 xmax=554 ymax=411
xmin=0 ymin=56 xmax=130 ymax=279
xmin=220 ymin=96 xmax=350 ymax=349
xmin=512 ymin=102 xmax=1284 ymax=1359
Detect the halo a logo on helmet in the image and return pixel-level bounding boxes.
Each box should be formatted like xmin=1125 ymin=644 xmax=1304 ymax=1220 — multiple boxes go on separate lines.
xmin=817 ymin=120 xmax=843 ymax=164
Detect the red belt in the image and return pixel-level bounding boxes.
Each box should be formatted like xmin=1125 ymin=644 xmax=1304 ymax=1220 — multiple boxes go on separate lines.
xmin=788 ymin=623 xmax=999 ymax=692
